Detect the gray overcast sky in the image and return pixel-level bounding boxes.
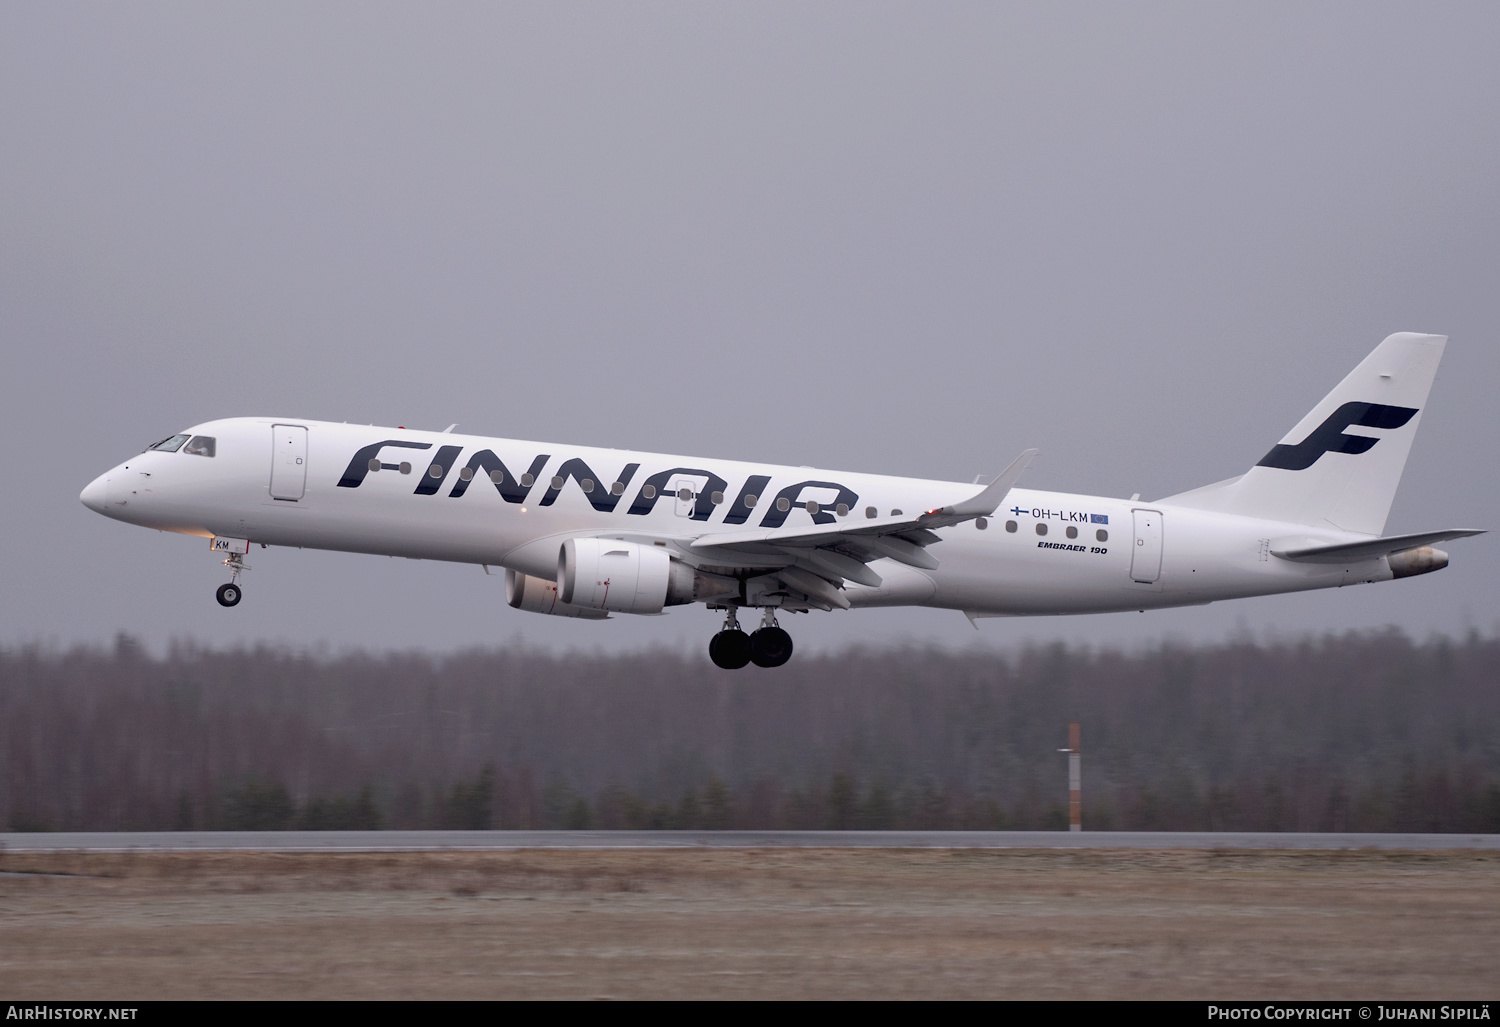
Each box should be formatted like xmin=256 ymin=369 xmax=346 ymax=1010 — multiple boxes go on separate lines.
xmin=3 ymin=2 xmax=1497 ymax=655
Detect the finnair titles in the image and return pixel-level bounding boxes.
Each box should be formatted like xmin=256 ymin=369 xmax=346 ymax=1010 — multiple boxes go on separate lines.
xmin=81 ymin=333 xmax=1483 ymax=669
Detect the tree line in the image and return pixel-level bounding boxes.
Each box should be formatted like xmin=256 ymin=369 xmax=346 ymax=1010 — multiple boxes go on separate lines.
xmin=2 ymin=629 xmax=1498 ymax=832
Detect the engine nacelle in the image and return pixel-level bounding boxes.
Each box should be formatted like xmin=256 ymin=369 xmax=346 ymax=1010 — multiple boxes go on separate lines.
xmin=558 ymin=538 xmax=738 ymax=614
xmin=505 ymin=569 xmax=609 ymax=619
xmin=1388 ymin=546 xmax=1449 ymax=579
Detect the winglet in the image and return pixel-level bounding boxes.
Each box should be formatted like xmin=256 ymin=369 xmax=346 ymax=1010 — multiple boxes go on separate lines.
xmin=920 ymin=449 xmax=1037 ymax=527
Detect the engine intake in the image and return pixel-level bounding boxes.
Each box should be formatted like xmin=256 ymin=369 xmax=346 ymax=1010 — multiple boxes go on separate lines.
xmin=558 ymin=538 xmax=737 ymax=614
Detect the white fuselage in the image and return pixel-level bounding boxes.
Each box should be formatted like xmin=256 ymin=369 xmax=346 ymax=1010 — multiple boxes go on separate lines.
xmin=81 ymin=417 xmax=1396 ymax=617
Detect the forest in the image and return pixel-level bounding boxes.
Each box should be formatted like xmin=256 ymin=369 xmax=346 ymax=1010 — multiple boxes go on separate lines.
xmin=2 ymin=629 xmax=1497 ymax=832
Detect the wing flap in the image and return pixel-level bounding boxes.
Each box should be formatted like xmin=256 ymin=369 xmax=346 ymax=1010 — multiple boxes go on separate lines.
xmin=847 ymin=534 xmax=940 ymax=570
xmin=800 ymin=549 xmax=882 ymax=588
xmin=778 ymin=566 xmax=852 ymax=609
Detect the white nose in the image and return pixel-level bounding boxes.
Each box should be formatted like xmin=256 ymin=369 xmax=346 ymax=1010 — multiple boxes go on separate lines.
xmin=80 ymin=473 xmax=110 ymax=513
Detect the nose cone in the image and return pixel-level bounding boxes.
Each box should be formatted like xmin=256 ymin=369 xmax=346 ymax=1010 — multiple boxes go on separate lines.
xmin=80 ymin=473 xmax=110 ymax=514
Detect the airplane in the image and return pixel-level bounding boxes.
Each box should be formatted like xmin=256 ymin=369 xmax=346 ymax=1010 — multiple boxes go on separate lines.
xmin=80 ymin=332 xmax=1482 ymax=669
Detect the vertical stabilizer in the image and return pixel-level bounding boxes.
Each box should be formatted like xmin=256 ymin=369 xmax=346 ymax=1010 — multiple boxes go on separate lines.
xmin=1161 ymin=333 xmax=1446 ymax=535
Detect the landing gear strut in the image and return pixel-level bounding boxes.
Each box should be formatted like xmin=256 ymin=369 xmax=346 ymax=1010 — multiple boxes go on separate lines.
xmin=708 ymin=609 xmax=751 ymax=669
xmin=708 ymin=608 xmax=794 ymax=669
xmin=216 ymin=552 xmax=247 ymax=608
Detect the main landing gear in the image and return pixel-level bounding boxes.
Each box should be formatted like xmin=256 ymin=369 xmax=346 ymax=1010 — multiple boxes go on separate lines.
xmin=216 ymin=552 xmax=247 ymax=607
xmin=709 ymin=609 xmax=794 ymax=670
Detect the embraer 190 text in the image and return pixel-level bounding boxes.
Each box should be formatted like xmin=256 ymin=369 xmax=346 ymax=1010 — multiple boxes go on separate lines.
xmin=81 ymin=333 xmax=1483 ymax=668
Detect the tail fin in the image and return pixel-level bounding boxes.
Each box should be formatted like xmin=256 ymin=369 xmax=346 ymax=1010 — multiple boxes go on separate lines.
xmin=1162 ymin=332 xmax=1446 ymax=535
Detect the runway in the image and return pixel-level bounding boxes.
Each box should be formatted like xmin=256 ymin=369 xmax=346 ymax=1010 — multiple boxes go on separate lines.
xmin=2 ymin=829 xmax=1497 ymax=852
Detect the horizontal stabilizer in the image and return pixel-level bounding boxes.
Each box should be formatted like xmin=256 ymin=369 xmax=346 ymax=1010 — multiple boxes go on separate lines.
xmin=1272 ymin=528 xmax=1485 ymax=563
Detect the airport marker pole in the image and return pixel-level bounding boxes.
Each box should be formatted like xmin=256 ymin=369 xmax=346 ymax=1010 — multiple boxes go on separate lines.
xmin=1058 ymin=723 xmax=1082 ymax=832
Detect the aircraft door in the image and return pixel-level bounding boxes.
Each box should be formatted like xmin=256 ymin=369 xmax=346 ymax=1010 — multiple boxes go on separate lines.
xmin=1130 ymin=509 xmax=1163 ymax=583
xmin=270 ymin=425 xmax=308 ymax=501
xmin=671 ymin=477 xmax=697 ymax=517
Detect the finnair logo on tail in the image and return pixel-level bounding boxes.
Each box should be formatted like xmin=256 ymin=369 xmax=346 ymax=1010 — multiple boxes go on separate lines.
xmin=1256 ymin=402 xmax=1418 ymax=471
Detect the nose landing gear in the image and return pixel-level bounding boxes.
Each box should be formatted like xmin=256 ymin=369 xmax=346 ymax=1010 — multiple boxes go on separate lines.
xmin=708 ymin=608 xmax=794 ymax=669
xmin=216 ymin=551 xmax=248 ymax=607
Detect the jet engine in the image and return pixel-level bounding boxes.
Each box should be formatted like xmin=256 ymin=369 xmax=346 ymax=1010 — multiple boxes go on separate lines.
xmin=505 ymin=569 xmax=610 ymax=619
xmin=557 ymin=538 xmax=738 ymax=614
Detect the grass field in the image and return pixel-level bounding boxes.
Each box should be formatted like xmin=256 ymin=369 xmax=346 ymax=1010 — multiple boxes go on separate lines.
xmin=1 ymin=848 xmax=1496 ymax=999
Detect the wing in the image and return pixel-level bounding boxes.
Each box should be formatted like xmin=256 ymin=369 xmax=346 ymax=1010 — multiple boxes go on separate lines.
xmin=687 ymin=449 xmax=1037 ymax=610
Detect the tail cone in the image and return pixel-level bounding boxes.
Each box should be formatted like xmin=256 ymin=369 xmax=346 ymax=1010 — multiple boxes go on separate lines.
xmin=1388 ymin=546 xmax=1448 ymax=579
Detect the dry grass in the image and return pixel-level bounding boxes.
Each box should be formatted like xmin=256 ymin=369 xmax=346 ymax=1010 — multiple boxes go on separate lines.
xmin=0 ymin=848 xmax=1496 ymax=999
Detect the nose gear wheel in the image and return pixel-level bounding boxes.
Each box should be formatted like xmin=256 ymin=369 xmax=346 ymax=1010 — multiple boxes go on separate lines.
xmin=216 ymin=551 xmax=248 ymax=607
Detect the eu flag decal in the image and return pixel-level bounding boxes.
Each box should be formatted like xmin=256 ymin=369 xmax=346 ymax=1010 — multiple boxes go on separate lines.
xmin=1091 ymin=514 xmax=1109 ymax=524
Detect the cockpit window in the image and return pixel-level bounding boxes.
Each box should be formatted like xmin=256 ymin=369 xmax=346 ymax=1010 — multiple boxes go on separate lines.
xmin=148 ymin=434 xmax=190 ymax=452
xmin=183 ymin=435 xmax=216 ymax=457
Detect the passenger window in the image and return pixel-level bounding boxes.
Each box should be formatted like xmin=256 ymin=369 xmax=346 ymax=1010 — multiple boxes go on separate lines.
xmin=711 ymin=491 xmax=724 ymax=505
xmin=1036 ymin=523 xmax=1047 ymax=536
xmin=890 ymin=509 xmax=902 ymax=517
xmin=1005 ymin=520 xmax=1017 ymax=533
xmin=1066 ymin=526 xmax=1078 ymax=539
xmin=183 ymin=436 xmax=216 ymax=457
xmin=866 ymin=506 xmax=877 ymax=519
xmin=149 ymin=434 xmax=190 ymax=452
xmin=836 ymin=504 xmax=849 ymax=517
xmin=776 ymin=497 xmax=791 ymax=512
xmin=521 ymin=473 xmax=536 ymax=487
xmin=581 ymin=478 xmax=595 ymax=493
xmin=1096 ymin=529 xmax=1108 ymax=542
xmin=611 ymin=481 xmax=625 ymax=496
xmin=744 ymin=494 xmax=758 ymax=508
xmin=805 ymin=500 xmax=819 ymax=514
xmin=975 ymin=517 xmax=988 ymax=530
xmin=459 ymin=467 xmax=475 ymax=481
xmin=490 ymin=469 xmax=504 ymax=483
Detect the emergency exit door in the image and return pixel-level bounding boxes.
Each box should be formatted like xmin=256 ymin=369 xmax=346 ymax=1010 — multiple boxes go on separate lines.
xmin=270 ymin=425 xmax=308 ymax=501
xmin=1130 ymin=509 xmax=1163 ymax=583
xmin=671 ymin=477 xmax=697 ymax=517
